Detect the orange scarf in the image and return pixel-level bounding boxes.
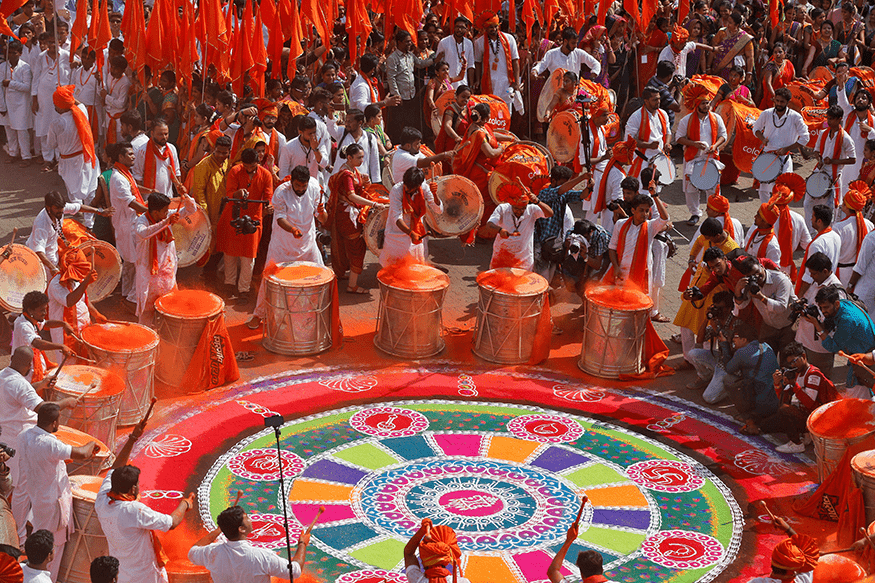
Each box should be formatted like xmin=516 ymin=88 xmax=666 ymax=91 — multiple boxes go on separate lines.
xmin=402 ymin=186 xmax=428 ymax=239
xmin=24 ymin=314 xmax=53 ymax=383
xmin=52 ymin=85 xmax=96 ymax=168
xmin=795 ymin=227 xmax=832 ymax=294
xmin=142 ymin=141 xmax=177 ymax=192
xmin=817 ymin=128 xmax=845 ymax=204
xmin=685 ymin=112 xmax=718 ymax=162
xmin=589 ymin=120 xmax=601 ymax=161
xmin=630 ymin=108 xmax=668 ymax=177
xmin=107 ymin=491 xmax=169 ymax=568
xmin=614 ymin=218 xmax=650 ymax=291
xmin=481 ymin=33 xmax=515 ymax=95
xmin=775 ymin=205 xmax=796 ymax=278
xmin=748 ymin=227 xmax=776 ymax=259
xmin=452 ymin=126 xmax=497 ymax=177
xmin=265 ymin=128 xmax=280 ymax=163
xmin=365 ymin=74 xmax=381 ymax=104
xmin=594 ymin=159 xmax=624 ymax=213
xmin=186 ymin=128 xmax=208 ymax=161
xmin=114 ymin=163 xmax=145 ymax=206
xmin=853 ymin=210 xmax=870 ymax=261
xmin=845 ymin=108 xmax=874 ymax=138
xmin=146 ymin=212 xmax=174 ymax=275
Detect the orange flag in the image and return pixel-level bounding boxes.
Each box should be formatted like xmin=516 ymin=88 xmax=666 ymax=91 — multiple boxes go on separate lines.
xmin=770 ymin=0 xmax=780 ymax=28
xmin=86 ymin=0 xmax=101 ymax=47
xmin=231 ymin=4 xmax=254 ymax=96
xmin=216 ymin=5 xmax=234 ymax=83
xmin=120 ymin=0 xmax=147 ymax=83
xmin=543 ymin=0 xmax=559 ymax=30
xmin=623 ymin=0 xmax=640 ymax=28
xmin=0 ymin=0 xmax=27 ymax=19
xmin=346 ymin=0 xmax=372 ymax=67
xmin=641 ymin=0 xmax=656 ymax=32
xmin=251 ymin=5 xmax=268 ymax=96
xmin=301 ymin=0 xmax=330 ymax=49
xmin=144 ymin=0 xmax=165 ymax=73
xmin=286 ymin=0 xmax=304 ymax=80
xmin=520 ymin=0 xmax=542 ymax=43
xmin=69 ymin=0 xmax=88 ymax=58
xmin=95 ymin=0 xmax=112 ymax=50
xmin=178 ymin=0 xmax=198 ymax=90
xmin=678 ymin=0 xmax=690 ymax=24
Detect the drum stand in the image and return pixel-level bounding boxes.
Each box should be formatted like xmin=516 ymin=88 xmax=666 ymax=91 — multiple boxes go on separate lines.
xmin=576 ymin=100 xmax=593 ymax=173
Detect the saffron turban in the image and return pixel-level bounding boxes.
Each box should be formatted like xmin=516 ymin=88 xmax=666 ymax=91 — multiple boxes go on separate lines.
xmin=476 ymin=10 xmax=500 ymax=29
xmin=771 ymin=535 xmax=819 ymax=572
xmin=682 ymin=83 xmax=712 ymax=110
xmin=707 ymin=194 xmax=730 ymax=213
xmin=672 ymin=24 xmax=690 ymax=44
xmin=52 ymin=85 xmax=96 ymax=169
xmin=496 ymin=182 xmax=531 ymax=207
xmin=254 ymin=98 xmax=279 ymax=121
xmin=772 ymin=172 xmax=806 ymax=204
xmin=845 ymin=180 xmax=871 ymax=211
xmin=759 ymin=202 xmax=779 ymax=225
xmin=59 ymin=248 xmax=92 ymax=285
xmin=612 ymin=136 xmax=636 ymax=165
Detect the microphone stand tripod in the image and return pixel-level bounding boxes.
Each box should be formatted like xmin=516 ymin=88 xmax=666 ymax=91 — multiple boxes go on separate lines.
xmin=265 ymin=414 xmax=296 ymax=582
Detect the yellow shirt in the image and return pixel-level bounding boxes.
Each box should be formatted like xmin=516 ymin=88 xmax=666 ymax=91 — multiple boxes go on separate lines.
xmin=190 ymin=154 xmax=228 ymax=227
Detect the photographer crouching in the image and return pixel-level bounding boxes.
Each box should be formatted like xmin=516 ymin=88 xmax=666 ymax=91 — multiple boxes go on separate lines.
xmin=733 ymin=254 xmax=797 ymax=356
xmin=803 ymin=285 xmax=875 ymax=398
xmin=560 ymin=219 xmax=610 ymax=303
xmin=793 ymin=252 xmax=841 ymax=378
xmin=685 ymin=291 xmax=738 ymax=404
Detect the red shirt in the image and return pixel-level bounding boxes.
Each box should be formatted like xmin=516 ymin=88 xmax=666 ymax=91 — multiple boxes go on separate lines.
xmin=782 ymin=364 xmax=836 ymax=412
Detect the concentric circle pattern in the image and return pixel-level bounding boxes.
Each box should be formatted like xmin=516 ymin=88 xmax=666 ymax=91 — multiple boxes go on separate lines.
xmin=197 ymin=400 xmax=741 ymax=583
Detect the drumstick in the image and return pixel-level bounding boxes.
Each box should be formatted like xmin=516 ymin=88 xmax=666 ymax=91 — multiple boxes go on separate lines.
xmin=304 ymin=506 xmax=325 ymax=534
xmin=759 ymin=500 xmax=779 ymax=523
xmin=839 ymin=351 xmax=875 ymax=379
xmin=140 ymin=397 xmax=158 ymax=426
xmin=232 ymin=490 xmax=243 ymax=506
xmin=75 ymin=380 xmax=99 ymax=404
xmin=0 ymin=228 xmax=17 ymax=265
xmin=574 ymin=495 xmax=588 ymax=525
xmin=50 ymin=352 xmax=70 ymax=381
xmin=821 ymin=546 xmax=858 ymax=555
xmin=862 ymin=526 xmax=875 ymax=552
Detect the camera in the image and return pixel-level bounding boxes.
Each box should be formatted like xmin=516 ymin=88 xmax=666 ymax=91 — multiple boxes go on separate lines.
xmin=688 ymin=286 xmax=705 ymax=301
xmin=779 ymin=366 xmax=798 ymax=379
xmin=567 ymin=233 xmax=587 ymax=255
xmin=318 ymin=231 xmax=332 ymax=246
xmin=790 ymin=298 xmax=820 ymax=321
xmin=606 ymin=200 xmax=620 ymax=212
xmin=706 ymin=304 xmax=721 ymax=320
xmin=0 ymin=443 xmax=15 ymax=459
xmin=223 ymin=196 xmax=270 ymax=236
xmin=743 ymin=274 xmax=764 ymax=297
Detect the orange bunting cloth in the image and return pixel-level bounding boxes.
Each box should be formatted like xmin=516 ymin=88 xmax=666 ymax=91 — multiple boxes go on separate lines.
xmin=59 ymin=248 xmax=92 ymax=285
xmin=672 ymin=24 xmax=690 ymax=45
xmin=682 ymin=82 xmax=712 ymax=110
xmin=52 ymin=85 xmax=96 ymax=168
xmin=419 ymin=525 xmax=462 ymax=583
xmin=771 ymin=535 xmax=819 ymax=571
xmin=179 ymin=312 xmax=240 ymax=391
xmin=758 ymin=202 xmax=779 ymax=225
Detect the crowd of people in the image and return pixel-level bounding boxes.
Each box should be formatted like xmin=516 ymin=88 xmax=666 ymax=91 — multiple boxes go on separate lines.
xmin=7 ymin=0 xmax=875 ymax=579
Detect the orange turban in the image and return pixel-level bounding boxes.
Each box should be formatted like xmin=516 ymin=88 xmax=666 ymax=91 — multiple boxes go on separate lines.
xmin=683 ymin=83 xmax=712 ymax=110
xmin=672 ymin=24 xmax=690 ymax=44
xmin=612 ymin=136 xmax=636 ymax=165
xmin=845 ymin=180 xmax=871 ymax=211
xmin=581 ymin=25 xmax=606 ymax=48
xmin=772 ymin=173 xmax=806 ymax=204
xmin=254 ymin=98 xmax=279 ymax=121
xmin=59 ymin=248 xmax=92 ymax=285
xmin=812 ymin=554 xmax=866 ymax=583
xmin=476 ymin=10 xmax=500 ymax=28
xmin=707 ymin=194 xmax=730 ymax=213
xmin=52 ymin=85 xmax=96 ymax=169
xmin=772 ymin=535 xmax=819 ymax=572
xmin=496 ymin=182 xmax=531 ymax=206
xmin=419 ymin=525 xmax=462 ymax=583
xmin=759 ymin=203 xmax=779 ymax=225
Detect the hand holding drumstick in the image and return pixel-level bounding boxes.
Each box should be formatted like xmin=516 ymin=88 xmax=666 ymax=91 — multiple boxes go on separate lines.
xmin=547 ymin=497 xmax=589 ymax=583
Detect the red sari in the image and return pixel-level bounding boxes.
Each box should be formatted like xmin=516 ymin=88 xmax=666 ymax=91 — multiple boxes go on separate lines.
xmin=328 ymin=167 xmax=370 ymax=275
xmin=759 ymin=59 xmax=795 ymax=109
xmin=638 ymin=29 xmax=669 ymax=94
xmin=452 ymin=125 xmax=500 ymax=233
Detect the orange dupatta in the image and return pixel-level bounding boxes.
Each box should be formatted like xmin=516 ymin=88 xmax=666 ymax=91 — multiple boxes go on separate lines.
xmin=775 ymin=205 xmax=796 ymax=279
xmin=480 ymin=33 xmax=515 ymax=95
xmin=145 ymin=212 xmax=174 ymax=275
xmin=403 ymin=186 xmax=428 ymax=239
xmin=114 ymin=163 xmax=146 ymax=206
xmin=748 ymin=228 xmax=776 ymax=259
xmin=452 ymin=126 xmax=497 ymax=177
xmin=817 ymin=128 xmax=846 ymax=204
xmin=629 ymin=108 xmax=668 ymax=177
xmin=593 ymin=159 xmax=624 ymax=214
xmin=612 ymin=218 xmax=650 ymax=291
xmin=795 ymin=227 xmax=832 ymax=294
xmin=684 ymin=112 xmax=718 ymax=162
xmin=142 ymin=141 xmax=178 ymax=191
xmin=107 ymin=491 xmax=169 ymax=568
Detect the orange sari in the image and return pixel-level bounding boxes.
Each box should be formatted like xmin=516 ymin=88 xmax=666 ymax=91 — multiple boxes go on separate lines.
xmin=452 ymin=125 xmax=500 ymax=236
xmin=638 ymin=29 xmax=668 ymax=94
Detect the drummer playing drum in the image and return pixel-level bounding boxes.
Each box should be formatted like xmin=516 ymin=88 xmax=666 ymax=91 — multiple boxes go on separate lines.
xmin=802 ymin=105 xmax=856 ymax=233
xmin=752 ymin=87 xmax=809 ymax=203
xmin=676 ymin=85 xmax=728 ymax=227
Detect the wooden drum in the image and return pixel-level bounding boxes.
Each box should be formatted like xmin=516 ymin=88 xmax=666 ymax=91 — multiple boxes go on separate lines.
xmin=375 ymin=262 xmax=450 ymax=358
xmin=425 ymin=175 xmax=483 ymax=237
xmin=46 ymin=365 xmax=125 ymax=448
xmin=58 ymin=475 xmax=109 ymax=583
xmin=166 ymin=559 xmax=213 ymax=583
xmin=0 ymin=244 xmax=47 ymax=312
xmin=81 ymin=322 xmax=159 ymax=426
xmin=808 ymin=399 xmax=875 ymax=482
xmin=852 ymin=450 xmax=875 ymax=524
xmin=75 ymin=241 xmax=122 ymax=302
xmin=263 ymin=262 xmax=336 ymax=356
xmin=154 ymin=290 xmax=225 ymax=387
xmin=546 ymin=110 xmax=581 ymax=163
xmin=57 ymin=425 xmax=112 ymax=476
xmin=579 ymin=286 xmax=654 ymax=379
xmin=169 ymin=199 xmax=212 ymax=267
xmin=473 ymin=269 xmax=548 ymax=364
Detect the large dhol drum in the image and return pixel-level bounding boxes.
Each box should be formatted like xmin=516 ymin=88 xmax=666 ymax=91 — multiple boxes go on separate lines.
xmin=751 ymin=152 xmax=785 ymax=183
xmin=154 ymin=290 xmax=224 ymax=388
xmin=363 ymin=205 xmax=388 ymax=255
xmin=81 ymin=322 xmax=159 ymax=426
xmin=168 ymin=198 xmax=211 ymax=267
xmin=808 ymin=399 xmax=875 ymax=482
xmin=807 ymin=170 xmax=833 ymax=199
xmin=263 ymin=262 xmax=335 ymax=356
xmin=46 ymin=364 xmax=125 ymax=448
xmin=801 ymin=106 xmax=828 ymax=148
xmin=473 ymin=269 xmax=548 ymax=364
xmin=58 ymin=475 xmax=108 ymax=583
xmin=375 ymin=262 xmax=450 ymax=358
xmin=425 ymin=175 xmax=484 ymax=237
xmin=787 ymin=80 xmax=827 ymax=111
xmin=579 ymin=286 xmax=653 ymax=378
xmin=166 ymin=559 xmax=213 ymax=583
xmin=57 ymin=425 xmax=112 ymax=476
xmin=852 ymin=450 xmax=875 ymax=524
xmin=74 ymin=240 xmax=122 ymax=302
xmin=537 ymin=69 xmax=565 ymax=122
xmin=650 ymin=152 xmax=676 ymax=186
xmin=689 ymin=158 xmax=721 ymax=191
xmin=546 ymin=110 xmax=581 ymax=163
xmin=0 ymin=244 xmax=47 ymax=312
xmin=488 ymin=142 xmax=553 ymax=205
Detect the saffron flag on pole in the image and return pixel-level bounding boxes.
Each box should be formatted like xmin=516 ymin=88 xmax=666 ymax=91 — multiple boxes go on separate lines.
xmin=286 ymin=0 xmax=304 ymax=80
xmin=251 ymin=4 xmax=268 ymax=97
xmin=69 ymin=0 xmax=88 ymax=59
xmin=120 ymin=0 xmax=147 ymax=83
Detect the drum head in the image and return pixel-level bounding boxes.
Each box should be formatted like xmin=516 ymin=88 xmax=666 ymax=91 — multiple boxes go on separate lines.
xmin=807 ymin=171 xmax=833 ymax=198
xmin=651 ymin=153 xmax=676 ymax=185
xmin=267 ymin=261 xmax=335 ymax=287
xmin=425 ymin=175 xmax=484 ymax=236
xmin=751 ymin=152 xmax=783 ymax=183
xmin=76 ymin=240 xmax=122 ymax=303
xmin=488 ymin=161 xmax=551 ymax=206
xmin=70 ymin=474 xmax=103 ymax=501
xmin=477 ymin=268 xmax=549 ymax=295
xmin=169 ymin=199 xmax=211 ymax=267
xmin=689 ymin=159 xmax=720 ymax=191
xmin=56 ymin=425 xmax=110 ymax=459
xmin=364 ymin=205 xmax=388 ymax=255
xmin=0 ymin=244 xmax=47 ymax=312
xmin=52 ymin=364 xmax=126 ymax=398
xmin=546 ymin=111 xmax=581 ymax=163
xmin=537 ymin=68 xmax=565 ymax=123
xmin=382 ymin=150 xmax=396 ymax=189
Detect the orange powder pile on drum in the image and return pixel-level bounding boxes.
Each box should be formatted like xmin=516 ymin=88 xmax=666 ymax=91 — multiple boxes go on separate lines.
xmin=809 ymin=399 xmax=875 ymax=438
xmin=165 ymin=559 xmax=210 ymax=576
xmin=812 ymin=554 xmax=866 ymax=582
xmin=156 ymin=290 xmax=223 ymax=318
xmin=477 ymin=269 xmax=541 ymax=294
xmin=75 ymin=479 xmax=102 ymax=496
xmin=56 ymin=426 xmax=108 ymax=454
xmin=491 ymin=247 xmax=524 ymax=270
xmin=82 ymin=322 xmax=158 ymax=351
xmin=65 ymin=367 xmax=126 ymax=397
xmin=586 ymin=285 xmax=653 ymax=310
xmin=378 ymin=256 xmax=449 ymax=290
xmin=271 ymin=264 xmax=328 ymax=281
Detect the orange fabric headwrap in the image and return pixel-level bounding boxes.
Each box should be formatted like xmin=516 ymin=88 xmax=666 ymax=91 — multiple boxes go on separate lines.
xmin=759 ymin=203 xmax=779 ymax=225
xmin=496 ymin=182 xmax=531 ymax=206
xmin=612 ymin=136 xmax=636 ymax=165
xmin=254 ymin=97 xmax=279 ymax=121
xmin=845 ymin=180 xmax=871 ymax=211
xmin=682 ymin=83 xmax=712 ymax=110
xmin=53 ymin=85 xmax=96 ymax=169
xmin=419 ymin=525 xmax=462 ymax=583
xmin=707 ymin=194 xmax=729 ymax=213
xmin=772 ymin=535 xmax=819 ymax=572
xmin=773 ymin=172 xmax=806 ymax=203
xmin=672 ymin=25 xmax=689 ymax=44
xmin=476 ymin=10 xmax=500 ymax=28
xmin=59 ymin=248 xmax=92 ymax=285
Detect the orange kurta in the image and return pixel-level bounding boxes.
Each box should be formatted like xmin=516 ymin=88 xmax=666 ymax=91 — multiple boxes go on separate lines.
xmin=215 ymin=163 xmax=273 ymax=258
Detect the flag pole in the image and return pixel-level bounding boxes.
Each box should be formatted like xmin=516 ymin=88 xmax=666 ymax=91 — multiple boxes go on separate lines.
xmin=53 ymin=10 xmax=63 ymax=86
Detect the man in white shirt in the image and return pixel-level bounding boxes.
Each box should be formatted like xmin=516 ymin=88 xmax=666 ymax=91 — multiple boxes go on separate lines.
xmin=795 ymin=205 xmax=841 ymax=298
xmin=20 ymin=403 xmax=98 ymax=579
xmin=26 ymin=191 xmax=105 ymax=278
xmin=532 ymin=26 xmax=601 ymax=79
xmin=0 ymin=40 xmax=35 ymax=167
xmin=332 ymin=109 xmax=381 ymax=183
xmin=473 ymin=11 xmax=520 ymax=113
xmin=72 ymin=47 xmax=100 ymax=142
xmin=587 ymin=136 xmax=635 ymax=234
xmin=607 ymin=192 xmax=671 ymax=294
xmin=805 ymin=105 xmax=855 ymax=233
xmin=657 ymin=24 xmax=714 ymax=79
xmin=836 ymin=67 xmax=872 ymax=194
xmin=101 ymin=55 xmax=129 ymax=146
xmin=249 ymin=166 xmax=327 ymax=329
xmin=435 ymin=17 xmax=475 ymax=89
xmin=752 ymin=87 xmax=809 ymax=203
xmin=188 ymin=505 xmax=311 ymax=583
xmin=403 ymin=519 xmax=469 ymax=583
xmin=349 ymin=54 xmax=401 ymax=114
xmin=22 ymin=530 xmax=55 ymax=583
xmin=834 ymin=187 xmax=873 ymax=285
xmin=95 ymin=423 xmax=194 ymax=583
xmin=133 ymin=120 xmax=183 ymax=198
xmin=380 ymin=167 xmax=443 ymax=267
xmin=109 ymin=141 xmax=148 ymax=304
xmin=797 ymin=252 xmax=840 ymax=377
xmin=30 ymin=35 xmax=70 ymax=167
xmin=625 ymin=87 xmax=671 ymax=180
xmin=120 ymin=110 xmax=149 ymax=150
xmin=46 ymin=248 xmax=107 ymax=347
xmin=849 ymin=229 xmax=875 ymax=317
xmin=744 ymin=204 xmax=782 ymax=265
xmin=484 ymin=181 xmax=553 ymax=271
xmin=277 ymin=116 xmax=329 ymax=180
xmin=390 ymin=127 xmax=452 ymax=185
xmin=12 ymin=292 xmax=73 ymax=383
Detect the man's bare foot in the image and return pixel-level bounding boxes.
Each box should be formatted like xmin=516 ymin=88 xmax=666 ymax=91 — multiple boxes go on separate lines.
xmin=41 ymin=162 xmax=55 ymax=173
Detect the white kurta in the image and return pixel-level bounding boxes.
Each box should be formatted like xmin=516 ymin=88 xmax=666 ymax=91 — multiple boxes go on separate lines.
xmin=854 ymin=231 xmax=875 ymax=317
xmin=277 ymin=137 xmax=329 ymax=180
xmin=532 ymin=46 xmax=601 ymax=76
xmin=133 ymin=197 xmax=196 ymax=316
xmin=333 ymin=131 xmax=381 ymax=183
xmin=19 ymin=426 xmax=72 ymax=533
xmin=772 ymin=209 xmax=812 ymax=275
xmin=73 ymin=65 xmax=100 ymax=108
xmin=30 ymin=49 xmax=71 ymax=137
xmin=835 ymin=214 xmax=874 ymax=284
xmin=95 ymin=470 xmax=173 ymax=583
xmin=799 ymin=229 xmax=842 ymax=283
xmin=625 ymin=107 xmax=671 ymax=161
xmin=109 ymin=169 xmax=142 ymax=263
xmin=436 ymin=35 xmax=474 ymax=89
xmin=608 ymin=216 xmax=670 ymax=294
xmin=0 ymin=59 xmax=34 ymax=130
xmin=104 ymin=73 xmax=130 ymax=139
xmin=133 ymin=141 xmax=181 ymax=198
xmin=473 ymin=32 xmax=520 ymax=112
xmin=692 ymin=215 xmax=745 ymax=247
xmin=380 ymin=183 xmax=443 ymax=267
xmin=658 ymin=42 xmax=697 ymax=78
xmin=188 ymin=540 xmax=302 ymax=583
xmin=808 ymin=127 xmax=855 ymax=222
xmin=586 ymin=165 xmax=625 ymax=235
xmin=837 ymin=87 xmax=871 ymax=191
xmin=580 ymin=123 xmax=607 ymax=174
xmin=751 ymin=107 xmax=809 ymax=202
xmin=677 ymin=112 xmax=728 ymax=179
xmin=391 ymin=149 xmax=425 ymax=185
xmin=47 ymin=274 xmax=90 ymax=345
xmin=26 ymin=204 xmax=81 ymax=266
xmin=488 ymin=203 xmax=546 ymax=271
xmin=744 ymin=226 xmax=782 ymax=264
xmin=47 ymin=104 xmax=99 ymax=211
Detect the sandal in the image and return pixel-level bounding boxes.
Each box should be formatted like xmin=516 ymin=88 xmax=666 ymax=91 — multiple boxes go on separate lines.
xmin=651 ymin=313 xmax=670 ymax=323
xmin=235 ymin=351 xmax=254 ymax=362
xmin=346 ymin=286 xmax=369 ymax=294
xmin=246 ymin=316 xmax=262 ymax=330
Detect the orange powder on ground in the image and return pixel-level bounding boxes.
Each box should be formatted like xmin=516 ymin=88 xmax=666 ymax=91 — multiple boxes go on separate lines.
xmin=82 ymin=322 xmax=158 ymax=351
xmin=477 ymin=268 xmax=546 ymax=295
xmin=156 ymin=290 xmax=224 ymax=318
xmin=809 ymin=399 xmax=875 ymax=438
xmin=378 ymin=256 xmax=449 ymax=291
xmin=586 ymin=285 xmax=653 ymax=310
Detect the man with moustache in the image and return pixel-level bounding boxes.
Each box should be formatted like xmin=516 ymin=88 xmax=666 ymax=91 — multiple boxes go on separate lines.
xmin=752 ymin=87 xmax=808 ymax=203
